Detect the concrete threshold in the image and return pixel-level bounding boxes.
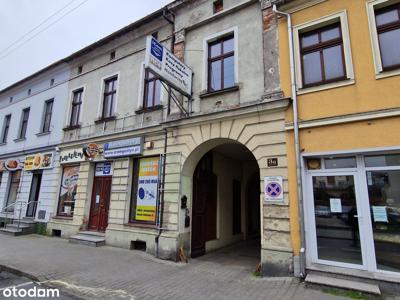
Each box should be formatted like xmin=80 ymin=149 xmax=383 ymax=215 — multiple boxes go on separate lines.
xmin=305 ymin=274 xmax=381 ymax=295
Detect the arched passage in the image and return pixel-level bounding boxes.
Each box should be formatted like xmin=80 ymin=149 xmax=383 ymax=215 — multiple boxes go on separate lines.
xmin=181 ymin=138 xmax=261 ymax=265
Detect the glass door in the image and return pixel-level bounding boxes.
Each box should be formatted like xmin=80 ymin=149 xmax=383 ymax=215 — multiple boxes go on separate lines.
xmin=364 ymin=154 xmax=400 ymax=274
xmin=309 ymin=173 xmax=367 ymax=268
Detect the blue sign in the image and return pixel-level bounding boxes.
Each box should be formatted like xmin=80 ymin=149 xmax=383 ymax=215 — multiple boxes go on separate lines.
xmin=150 ymin=38 xmax=163 ymax=62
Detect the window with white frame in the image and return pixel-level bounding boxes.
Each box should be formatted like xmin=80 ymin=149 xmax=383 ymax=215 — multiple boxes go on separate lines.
xmin=101 ymin=76 xmax=118 ymax=119
xmin=70 ymin=89 xmax=83 ymax=127
xmin=41 ymin=99 xmax=53 ymax=133
xmin=293 ymin=11 xmax=354 ymax=91
xmin=367 ymin=0 xmax=400 ymax=76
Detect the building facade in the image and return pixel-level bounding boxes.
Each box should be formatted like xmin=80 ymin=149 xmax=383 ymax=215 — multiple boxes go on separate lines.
xmin=276 ymin=0 xmax=400 ymax=281
xmin=47 ymin=0 xmax=295 ymax=276
xmin=0 ymin=63 xmax=70 ymax=227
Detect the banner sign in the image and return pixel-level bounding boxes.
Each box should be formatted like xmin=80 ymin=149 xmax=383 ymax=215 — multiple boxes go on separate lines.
xmin=144 ymin=36 xmax=192 ymax=97
xmin=104 ymin=137 xmax=142 ymax=158
xmin=95 ymin=162 xmax=113 ymax=177
xmin=4 ymin=159 xmax=22 ymax=171
xmin=135 ymin=157 xmax=159 ymax=222
xmin=60 ymin=148 xmax=85 ymax=164
xmin=24 ymin=152 xmax=53 ymax=171
xmin=59 ymin=165 xmax=80 ymax=215
xmin=264 ymin=176 xmax=284 ymax=202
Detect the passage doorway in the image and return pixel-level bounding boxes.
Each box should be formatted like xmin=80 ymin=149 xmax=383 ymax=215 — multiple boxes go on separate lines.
xmin=26 ymin=172 xmax=42 ymax=218
xmin=88 ymin=176 xmax=112 ymax=232
xmin=190 ymin=142 xmax=261 ymax=263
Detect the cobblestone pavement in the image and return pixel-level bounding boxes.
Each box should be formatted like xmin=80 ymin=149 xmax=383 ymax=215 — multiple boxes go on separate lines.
xmin=0 ymin=234 xmax=353 ymax=300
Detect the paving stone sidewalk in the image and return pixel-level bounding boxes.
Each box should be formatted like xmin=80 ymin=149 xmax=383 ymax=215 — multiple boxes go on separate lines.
xmin=0 ymin=234 xmax=351 ymax=300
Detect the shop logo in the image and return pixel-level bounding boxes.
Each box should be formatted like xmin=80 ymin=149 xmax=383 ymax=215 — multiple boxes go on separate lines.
xmin=83 ymin=143 xmax=100 ymax=159
xmin=5 ymin=159 xmax=21 ymax=171
xmin=138 ymin=187 xmax=145 ymax=200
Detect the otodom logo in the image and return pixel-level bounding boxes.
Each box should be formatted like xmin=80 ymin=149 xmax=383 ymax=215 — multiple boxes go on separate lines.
xmin=2 ymin=286 xmax=60 ymax=298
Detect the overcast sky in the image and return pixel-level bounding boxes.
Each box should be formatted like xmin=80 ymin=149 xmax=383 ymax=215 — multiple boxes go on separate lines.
xmin=0 ymin=0 xmax=172 ymax=90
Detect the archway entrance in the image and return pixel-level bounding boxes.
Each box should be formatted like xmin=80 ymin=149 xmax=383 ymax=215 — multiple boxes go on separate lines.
xmin=189 ymin=141 xmax=261 ymax=265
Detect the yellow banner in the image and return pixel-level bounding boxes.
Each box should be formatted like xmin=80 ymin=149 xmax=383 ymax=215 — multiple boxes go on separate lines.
xmin=135 ymin=205 xmax=157 ymax=222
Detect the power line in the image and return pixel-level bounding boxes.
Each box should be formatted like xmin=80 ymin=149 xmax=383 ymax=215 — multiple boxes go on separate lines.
xmin=0 ymin=0 xmax=90 ymax=62
xmin=0 ymin=0 xmax=78 ymax=56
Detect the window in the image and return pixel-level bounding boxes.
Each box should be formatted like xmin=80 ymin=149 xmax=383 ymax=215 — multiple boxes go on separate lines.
xmin=9 ymin=97 xmax=13 ymax=103
xmin=19 ymin=108 xmax=30 ymax=139
xmin=41 ymin=99 xmax=53 ymax=133
xmin=143 ymin=70 xmax=161 ymax=109
xmin=213 ymin=0 xmax=223 ymax=13
xmin=78 ymin=65 xmax=83 ymax=74
xmin=102 ymin=76 xmax=118 ymax=119
xmin=5 ymin=170 xmax=21 ymax=211
xmin=300 ymin=23 xmax=346 ymax=87
xmin=375 ymin=3 xmax=400 ymax=70
xmin=130 ymin=157 xmax=160 ymax=224
xmin=110 ymin=50 xmax=116 ymax=60
xmin=208 ymin=35 xmax=235 ymax=92
xmin=50 ymin=78 xmax=55 ymax=86
xmin=1 ymin=115 xmax=11 ymax=143
xmin=28 ymin=89 xmax=31 ymax=96
xmin=57 ymin=165 xmax=80 ymax=217
xmin=70 ymin=89 xmax=83 ymax=127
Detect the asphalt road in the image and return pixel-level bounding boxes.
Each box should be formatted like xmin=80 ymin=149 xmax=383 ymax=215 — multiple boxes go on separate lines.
xmin=0 ymin=271 xmax=78 ymax=300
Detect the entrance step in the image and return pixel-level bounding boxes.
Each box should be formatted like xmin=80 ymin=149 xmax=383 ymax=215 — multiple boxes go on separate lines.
xmin=0 ymin=218 xmax=37 ymax=236
xmin=305 ymin=274 xmax=381 ymax=295
xmin=69 ymin=232 xmax=106 ymax=247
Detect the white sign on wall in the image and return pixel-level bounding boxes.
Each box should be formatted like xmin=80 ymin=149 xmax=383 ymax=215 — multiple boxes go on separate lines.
xmin=264 ymin=176 xmax=284 ymax=202
xmin=59 ymin=149 xmax=85 ymax=164
xmin=95 ymin=162 xmax=113 ymax=177
xmin=144 ymin=36 xmax=193 ymax=97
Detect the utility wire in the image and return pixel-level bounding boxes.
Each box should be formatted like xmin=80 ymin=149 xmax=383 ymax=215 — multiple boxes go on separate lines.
xmin=0 ymin=0 xmax=90 ymax=61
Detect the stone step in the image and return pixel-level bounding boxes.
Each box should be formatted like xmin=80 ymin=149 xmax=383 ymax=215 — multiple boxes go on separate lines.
xmin=0 ymin=228 xmax=24 ymax=236
xmin=5 ymin=224 xmax=35 ymax=234
xmin=16 ymin=219 xmax=37 ymax=225
xmin=69 ymin=234 xmax=106 ymax=247
xmin=305 ymin=274 xmax=381 ymax=295
xmin=78 ymin=231 xmax=105 ymax=237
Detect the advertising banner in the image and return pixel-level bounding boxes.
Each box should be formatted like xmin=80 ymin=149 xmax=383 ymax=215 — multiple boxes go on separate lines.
xmin=59 ymin=148 xmax=85 ymax=164
xmin=135 ymin=157 xmax=159 ymax=222
xmin=104 ymin=137 xmax=142 ymax=158
xmin=95 ymin=162 xmax=113 ymax=177
xmin=144 ymin=36 xmax=192 ymax=97
xmin=59 ymin=166 xmax=80 ymax=215
xmin=24 ymin=152 xmax=53 ymax=171
xmin=4 ymin=159 xmax=22 ymax=171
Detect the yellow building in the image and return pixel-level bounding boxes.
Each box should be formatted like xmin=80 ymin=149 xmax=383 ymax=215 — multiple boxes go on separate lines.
xmin=275 ymin=0 xmax=400 ymax=281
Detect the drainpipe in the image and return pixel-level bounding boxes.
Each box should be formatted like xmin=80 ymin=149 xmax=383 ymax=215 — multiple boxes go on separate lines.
xmin=156 ymin=8 xmax=175 ymax=258
xmin=273 ymin=4 xmax=306 ymax=278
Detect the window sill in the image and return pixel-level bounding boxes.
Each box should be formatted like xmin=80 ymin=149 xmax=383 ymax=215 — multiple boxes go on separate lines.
xmin=63 ymin=125 xmax=81 ymax=131
xmin=52 ymin=216 xmax=73 ymax=220
xmin=36 ymin=131 xmax=51 ymax=137
xmin=13 ymin=138 xmax=26 ymax=143
xmin=297 ymin=78 xmax=355 ymax=95
xmin=124 ymin=222 xmax=157 ymax=229
xmin=135 ymin=105 xmax=163 ymax=114
xmin=199 ymin=85 xmax=240 ymax=99
xmin=376 ymin=68 xmax=400 ymax=80
xmin=94 ymin=116 xmax=116 ymax=124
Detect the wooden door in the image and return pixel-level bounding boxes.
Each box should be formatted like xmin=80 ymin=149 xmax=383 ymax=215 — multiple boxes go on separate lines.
xmin=191 ymin=169 xmax=217 ymax=258
xmin=26 ymin=172 xmax=42 ymax=218
xmin=88 ymin=177 xmax=111 ymax=232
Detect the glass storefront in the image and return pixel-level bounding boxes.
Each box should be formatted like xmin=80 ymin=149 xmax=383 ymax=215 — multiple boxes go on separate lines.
xmin=306 ymin=153 xmax=400 ymax=276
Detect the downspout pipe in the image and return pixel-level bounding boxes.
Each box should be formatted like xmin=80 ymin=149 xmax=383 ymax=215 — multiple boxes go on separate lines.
xmin=273 ymin=4 xmax=306 ymax=278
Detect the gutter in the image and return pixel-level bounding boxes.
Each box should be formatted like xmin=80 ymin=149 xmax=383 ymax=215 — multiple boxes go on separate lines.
xmin=272 ymin=4 xmax=306 ymax=278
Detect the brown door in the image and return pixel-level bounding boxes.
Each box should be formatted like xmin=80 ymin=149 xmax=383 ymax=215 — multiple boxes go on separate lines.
xmin=191 ymin=169 xmax=217 ymax=258
xmin=88 ymin=176 xmax=111 ymax=232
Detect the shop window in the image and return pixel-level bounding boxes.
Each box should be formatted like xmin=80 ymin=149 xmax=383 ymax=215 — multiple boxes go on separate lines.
xmin=101 ymin=76 xmax=118 ymax=119
xmin=18 ymin=108 xmax=30 ymax=139
xmin=208 ymin=34 xmax=235 ymax=92
xmin=129 ymin=157 xmax=160 ymax=224
xmin=57 ymin=165 xmax=80 ymax=217
xmin=143 ymin=70 xmax=161 ymax=109
xmin=1 ymin=114 xmax=11 ymax=143
xmin=324 ymin=157 xmax=357 ymax=169
xmin=70 ymin=89 xmax=83 ymax=127
xmin=5 ymin=170 xmax=21 ymax=211
xmin=375 ymin=3 xmax=400 ymax=70
xmin=365 ymin=153 xmax=400 ymax=167
xmin=41 ymin=99 xmax=53 ymax=133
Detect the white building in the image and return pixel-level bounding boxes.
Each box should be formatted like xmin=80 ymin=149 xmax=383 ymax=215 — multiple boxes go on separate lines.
xmin=0 ymin=62 xmax=70 ymax=230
